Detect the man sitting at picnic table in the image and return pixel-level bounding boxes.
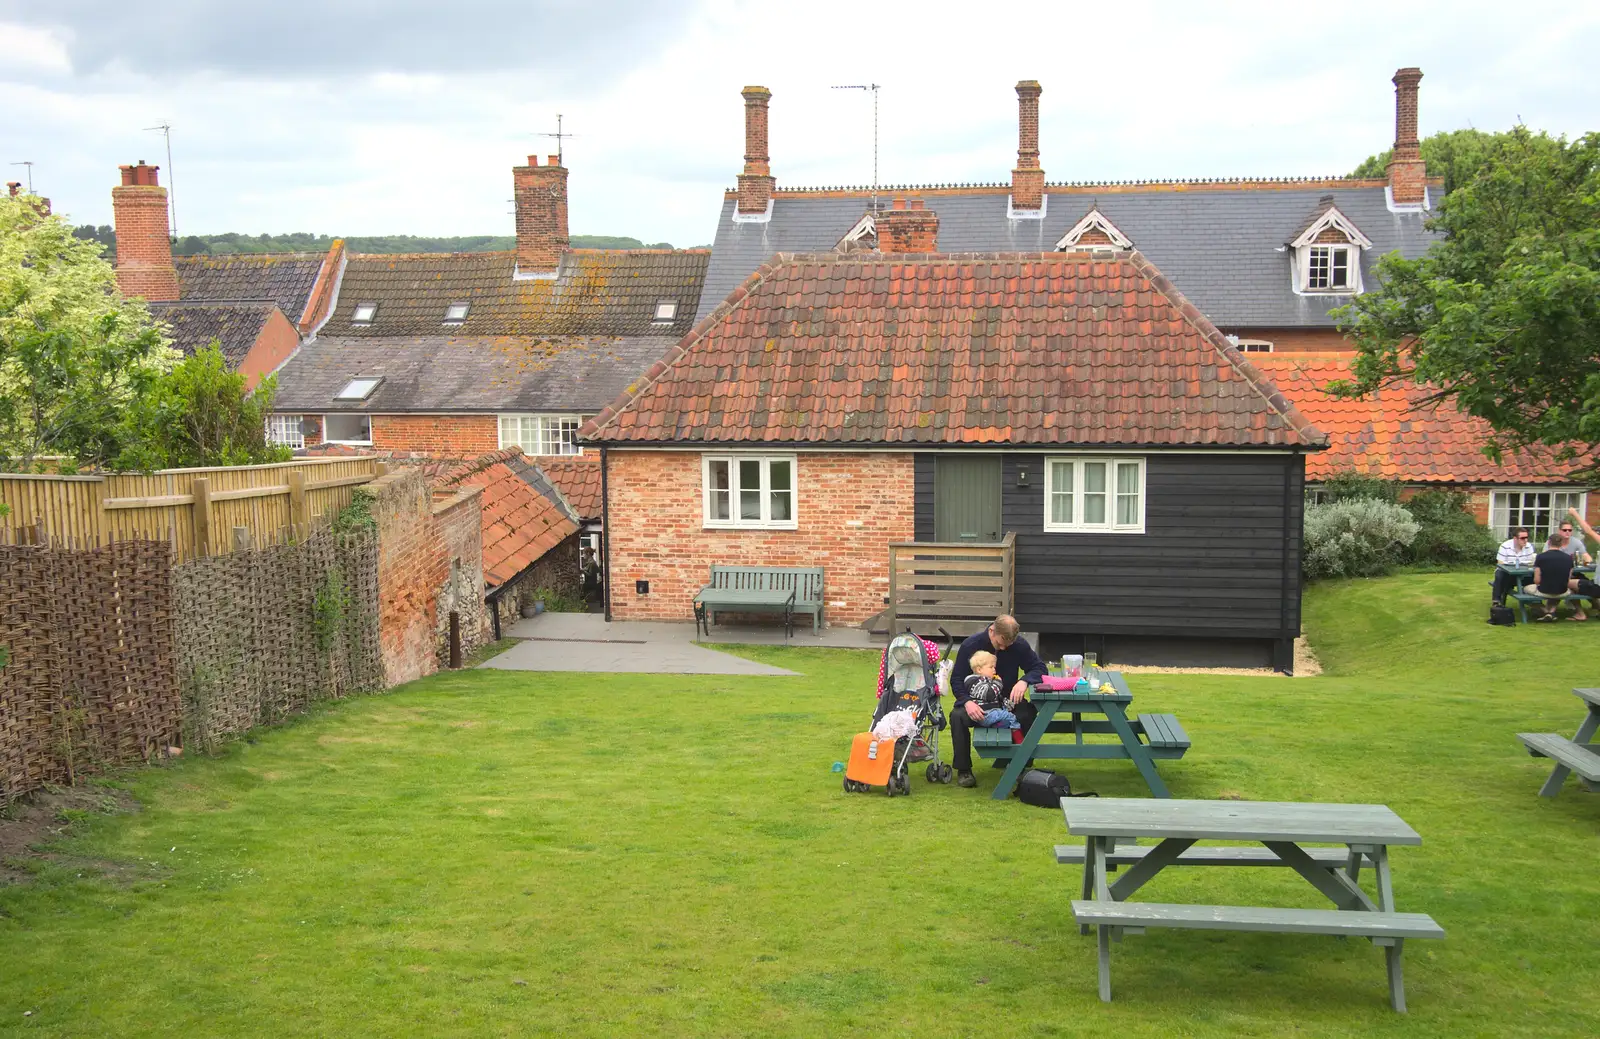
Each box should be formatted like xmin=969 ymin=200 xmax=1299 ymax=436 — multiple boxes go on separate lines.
xmin=1493 ymin=527 xmax=1536 ymax=605
xmin=1529 ymin=534 xmax=1597 ymax=621
xmin=948 ymin=615 xmax=1047 ymax=789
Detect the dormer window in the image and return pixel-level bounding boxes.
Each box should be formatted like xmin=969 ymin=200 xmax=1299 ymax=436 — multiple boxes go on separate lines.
xmin=443 ymin=302 xmax=470 ymax=325
xmin=1055 ymin=207 xmax=1133 ymax=252
xmin=351 ymin=302 xmax=378 ymax=325
xmin=836 ymin=212 xmax=878 ymax=253
xmin=653 ymin=300 xmax=678 ymax=323
xmin=1289 ymin=197 xmax=1372 ymax=296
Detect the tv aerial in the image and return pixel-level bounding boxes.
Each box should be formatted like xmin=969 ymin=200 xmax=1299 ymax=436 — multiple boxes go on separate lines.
xmin=536 ymin=114 xmax=577 ymax=166
xmin=831 ymin=84 xmax=882 ymax=209
xmin=144 ymin=121 xmax=177 ymax=238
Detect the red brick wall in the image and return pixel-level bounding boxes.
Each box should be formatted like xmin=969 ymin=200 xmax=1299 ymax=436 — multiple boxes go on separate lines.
xmin=373 ymin=415 xmax=498 ymax=455
xmin=512 ymin=156 xmax=568 ymax=272
xmin=237 ymin=309 xmax=301 ymax=392
xmin=878 ymin=200 xmax=938 ymax=253
xmin=737 ymin=86 xmax=775 ymax=215
xmin=605 ymin=450 xmax=915 ymax=624
xmin=432 ymin=487 xmax=490 ymax=662
xmin=1012 ymin=80 xmax=1045 ymax=210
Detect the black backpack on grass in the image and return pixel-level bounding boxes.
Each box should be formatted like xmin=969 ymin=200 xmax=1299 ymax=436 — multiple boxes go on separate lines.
xmin=1017 ymin=768 xmax=1098 ymax=808
xmin=1487 ymin=604 xmax=1516 ymax=626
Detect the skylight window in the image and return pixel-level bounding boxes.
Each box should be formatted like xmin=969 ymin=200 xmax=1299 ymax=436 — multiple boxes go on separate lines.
xmin=653 ymin=300 xmax=678 ymax=323
xmin=351 ymin=302 xmax=378 ymax=324
xmin=443 ymin=302 xmax=470 ymax=325
xmin=335 ymin=377 xmax=382 ymax=401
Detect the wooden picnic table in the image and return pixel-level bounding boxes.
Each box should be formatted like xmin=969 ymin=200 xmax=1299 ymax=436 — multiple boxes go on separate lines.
xmin=692 ymin=586 xmax=795 ymax=643
xmin=1518 ymin=687 xmax=1600 ymax=796
xmin=971 ymin=670 xmax=1189 ymax=801
xmin=1060 ymin=798 xmax=1444 ymax=1012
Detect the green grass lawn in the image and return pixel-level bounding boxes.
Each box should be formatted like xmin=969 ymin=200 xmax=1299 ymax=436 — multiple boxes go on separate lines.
xmin=3 ymin=571 xmax=1599 ymax=1037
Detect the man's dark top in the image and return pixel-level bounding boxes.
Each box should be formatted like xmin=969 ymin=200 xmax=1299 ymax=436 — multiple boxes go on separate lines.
xmin=950 ymin=629 xmax=1047 ymax=706
xmin=1535 ymin=548 xmax=1574 ymax=594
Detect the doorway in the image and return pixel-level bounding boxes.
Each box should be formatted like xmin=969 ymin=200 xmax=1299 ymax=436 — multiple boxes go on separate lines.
xmin=934 ymin=456 xmax=1002 ymax=542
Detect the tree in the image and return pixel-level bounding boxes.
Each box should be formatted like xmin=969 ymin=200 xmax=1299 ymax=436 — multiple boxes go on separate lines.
xmin=1333 ymin=128 xmax=1600 ymax=476
xmin=2 ymin=195 xmax=173 ymax=470
xmin=114 ymin=343 xmax=292 ymax=470
xmin=1347 ymin=128 xmax=1558 ymax=195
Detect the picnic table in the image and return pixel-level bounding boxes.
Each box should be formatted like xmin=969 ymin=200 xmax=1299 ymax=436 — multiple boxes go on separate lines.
xmin=970 ymin=670 xmax=1189 ymax=801
xmin=1518 ymin=686 xmax=1600 ymax=796
xmin=1060 ymin=798 xmax=1445 ymax=1012
xmin=1496 ymin=564 xmax=1596 ymax=623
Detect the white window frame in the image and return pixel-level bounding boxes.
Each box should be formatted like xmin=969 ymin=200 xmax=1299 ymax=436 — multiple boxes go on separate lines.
xmin=701 ymin=454 xmax=798 ymax=530
xmin=1289 ymin=205 xmax=1371 ymax=296
xmin=443 ymin=302 xmax=470 ymax=325
xmin=1489 ymin=488 xmax=1587 ymax=544
xmin=1235 ymin=338 xmax=1274 ymax=353
xmin=652 ymin=300 xmax=678 ymax=323
xmin=351 ymin=302 xmax=378 ymax=324
xmin=266 ymin=414 xmax=304 ymax=450
xmin=1043 ymin=456 xmax=1146 ymax=534
xmin=498 ymin=413 xmax=585 ymax=457
xmin=322 ymin=413 xmax=372 ymax=446
xmin=1302 ymin=243 xmax=1355 ymax=293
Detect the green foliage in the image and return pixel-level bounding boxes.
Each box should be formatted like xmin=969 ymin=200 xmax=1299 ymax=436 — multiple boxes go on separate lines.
xmin=311 ymin=567 xmax=350 ymax=654
xmin=165 ymin=232 xmax=673 ymax=256
xmin=1400 ymin=488 xmax=1498 ymax=565
xmin=2 ymin=196 xmax=174 ymax=470
xmin=1347 ymin=128 xmax=1536 ymax=193
xmin=113 ymin=343 xmax=291 ymax=471
xmin=1303 ymin=497 xmax=1420 ymax=579
xmin=528 ymin=585 xmax=586 ymax=613
xmin=1335 ymin=128 xmax=1600 ymax=477
xmin=331 ymin=488 xmax=377 ymax=534
xmin=1313 ymin=470 xmax=1402 ymax=504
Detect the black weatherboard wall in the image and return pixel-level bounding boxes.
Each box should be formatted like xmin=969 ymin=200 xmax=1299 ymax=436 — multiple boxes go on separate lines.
xmin=914 ymin=452 xmax=1305 ymax=671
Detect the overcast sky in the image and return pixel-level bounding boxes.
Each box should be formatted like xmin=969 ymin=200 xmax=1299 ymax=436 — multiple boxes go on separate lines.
xmin=2 ymin=1 xmax=1596 ymax=246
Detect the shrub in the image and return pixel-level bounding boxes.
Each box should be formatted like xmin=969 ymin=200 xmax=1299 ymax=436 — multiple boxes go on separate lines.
xmin=1314 ymin=470 xmax=1403 ymax=504
xmin=529 ymin=586 xmax=586 ymax=613
xmin=1401 ymin=489 xmax=1498 ymax=565
xmin=1303 ymin=498 xmax=1421 ymax=580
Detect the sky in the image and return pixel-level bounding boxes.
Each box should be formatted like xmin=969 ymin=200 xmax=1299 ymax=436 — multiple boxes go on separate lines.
xmin=2 ymin=1 xmax=1597 ymax=247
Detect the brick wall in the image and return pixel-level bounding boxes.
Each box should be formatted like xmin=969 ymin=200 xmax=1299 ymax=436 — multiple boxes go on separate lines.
xmin=605 ymin=450 xmax=915 ymax=624
xmin=1011 ymin=80 xmax=1045 ymax=210
xmin=513 ymin=156 xmax=569 ymax=272
xmin=297 ymin=414 xmax=499 ymax=455
xmin=370 ymin=469 xmax=487 ymax=685
xmin=737 ymin=86 xmax=775 ymax=215
xmin=493 ymin=532 xmax=582 ymax=630
xmin=112 ymin=162 xmax=179 ymax=302
xmin=432 ymin=487 xmax=490 ymax=663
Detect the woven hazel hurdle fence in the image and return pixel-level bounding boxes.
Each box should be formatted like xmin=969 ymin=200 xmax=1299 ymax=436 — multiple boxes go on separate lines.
xmin=0 ymin=527 xmax=383 ymax=802
xmin=0 ymin=456 xmax=383 ymax=565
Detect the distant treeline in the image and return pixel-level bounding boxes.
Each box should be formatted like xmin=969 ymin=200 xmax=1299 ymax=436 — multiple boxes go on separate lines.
xmin=70 ymin=228 xmax=675 ymax=262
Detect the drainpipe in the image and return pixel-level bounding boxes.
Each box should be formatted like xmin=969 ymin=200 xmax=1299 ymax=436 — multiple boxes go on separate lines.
xmin=600 ymin=444 xmax=612 ymax=622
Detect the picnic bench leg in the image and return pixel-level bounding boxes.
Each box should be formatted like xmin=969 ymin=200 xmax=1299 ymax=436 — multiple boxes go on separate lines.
xmin=1540 ymin=706 xmax=1600 ymax=796
xmin=1103 ymin=702 xmax=1171 ymax=798
xmin=1094 ymin=836 xmax=1114 ymax=1002
xmin=990 ymin=701 xmax=1059 ymax=801
xmin=1263 ymin=842 xmax=1377 ymax=912
xmin=1385 ymin=940 xmax=1407 ymax=1012
xmin=1079 ymin=838 xmax=1097 ymax=935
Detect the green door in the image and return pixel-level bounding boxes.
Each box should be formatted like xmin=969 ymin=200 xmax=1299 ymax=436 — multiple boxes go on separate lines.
xmin=934 ymin=456 xmax=1002 ymax=542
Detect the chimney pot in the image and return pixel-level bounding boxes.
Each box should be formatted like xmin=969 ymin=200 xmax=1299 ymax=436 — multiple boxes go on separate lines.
xmin=892 ymin=197 xmax=907 ymax=210
xmin=909 ymin=199 xmax=925 ymax=211
xmin=737 ymin=85 xmax=775 ymax=215
xmin=6 ymin=182 xmax=18 ymax=197
xmin=527 ymin=155 xmax=539 ymax=166
xmin=548 ymin=155 xmax=561 ymax=167
xmin=111 ymin=162 xmax=178 ymax=300
xmin=1012 ymin=80 xmax=1045 ymax=211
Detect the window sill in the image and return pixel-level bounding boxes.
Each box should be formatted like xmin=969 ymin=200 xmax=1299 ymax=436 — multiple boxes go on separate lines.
xmin=702 ymin=521 xmax=800 ymax=532
xmin=1042 ymin=525 xmax=1146 ymax=535
xmin=324 ymin=439 xmax=373 ymax=447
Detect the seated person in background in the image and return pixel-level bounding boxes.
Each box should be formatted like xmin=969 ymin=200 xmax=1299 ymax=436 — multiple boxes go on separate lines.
xmin=1493 ymin=527 xmax=1536 ymax=605
xmin=1550 ymin=520 xmax=1594 ymax=566
xmin=1529 ymin=540 xmax=1587 ymax=621
xmin=963 ymin=652 xmax=1020 ymax=730
xmin=948 ymin=615 xmax=1047 ymax=789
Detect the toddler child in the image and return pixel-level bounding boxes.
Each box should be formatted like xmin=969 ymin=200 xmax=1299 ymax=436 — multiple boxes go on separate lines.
xmin=963 ymin=651 xmax=1020 ymax=729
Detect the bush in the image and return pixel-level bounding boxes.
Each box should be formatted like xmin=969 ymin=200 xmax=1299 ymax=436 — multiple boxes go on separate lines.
xmin=1315 ymin=470 xmax=1403 ymax=504
xmin=1303 ymin=498 xmax=1421 ymax=580
xmin=1401 ymin=489 xmax=1498 ymax=565
xmin=529 ymin=586 xmax=586 ymax=613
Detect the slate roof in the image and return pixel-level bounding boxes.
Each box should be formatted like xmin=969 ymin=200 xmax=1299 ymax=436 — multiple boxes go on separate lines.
xmin=272 ymin=335 xmax=674 ymax=413
xmin=147 ymin=301 xmax=276 ymax=368
xmin=324 ymin=250 xmax=709 ymax=338
xmin=438 ymin=449 xmax=581 ymax=588
xmin=533 ymin=455 xmax=603 ymax=520
xmin=587 ymin=251 xmax=1325 ymax=450
xmin=696 ymin=183 xmax=1437 ymax=328
xmin=1254 ymin=354 xmax=1574 ymax=484
xmin=176 ymin=254 xmax=326 ymax=321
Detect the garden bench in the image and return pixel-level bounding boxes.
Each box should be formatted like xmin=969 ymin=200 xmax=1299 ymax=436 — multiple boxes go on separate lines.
xmin=693 ymin=565 xmax=824 ymax=642
xmin=1517 ymin=687 xmax=1600 ymax=795
xmin=1507 ymin=589 xmax=1593 ymax=623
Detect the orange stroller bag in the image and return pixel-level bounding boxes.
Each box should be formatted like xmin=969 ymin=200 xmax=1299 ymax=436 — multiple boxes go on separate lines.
xmin=844 ymin=732 xmax=897 ymax=788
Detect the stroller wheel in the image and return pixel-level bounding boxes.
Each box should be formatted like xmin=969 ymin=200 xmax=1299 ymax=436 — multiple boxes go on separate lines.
xmin=843 ymin=777 xmax=853 ymax=794
xmin=925 ymin=763 xmax=937 ymax=783
xmin=938 ymin=763 xmax=953 ymax=784
xmin=900 ymin=774 xmax=913 ymax=795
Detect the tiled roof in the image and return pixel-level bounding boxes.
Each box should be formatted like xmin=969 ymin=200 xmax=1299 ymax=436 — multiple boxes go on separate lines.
xmin=438 ymin=449 xmax=580 ymax=588
xmin=147 ymin=301 xmax=276 ymax=368
xmin=324 ymin=250 xmax=709 ymax=338
xmin=587 ymin=251 xmax=1324 ymax=450
xmin=271 ymin=334 xmax=675 ymax=413
xmin=1253 ymin=354 xmax=1575 ymax=484
xmin=533 ymin=455 xmax=602 ymax=519
xmin=696 ymin=184 xmax=1437 ymax=328
xmin=176 ymin=254 xmax=326 ymax=322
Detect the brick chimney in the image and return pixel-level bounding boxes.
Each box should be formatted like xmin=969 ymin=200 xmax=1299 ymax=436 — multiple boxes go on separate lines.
xmin=1011 ymin=80 xmax=1045 ymax=212
xmin=1387 ymin=67 xmax=1426 ymax=205
xmin=736 ymin=85 xmax=775 ymax=215
xmin=6 ymin=182 xmax=19 ymax=197
xmin=876 ymin=198 xmax=938 ymax=254
xmin=112 ymin=161 xmax=179 ymax=301
xmin=512 ymin=154 xmax=569 ymax=274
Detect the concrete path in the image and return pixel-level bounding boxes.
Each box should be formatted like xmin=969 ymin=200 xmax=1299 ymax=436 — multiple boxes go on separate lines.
xmin=484 ymin=612 xmax=800 ymax=676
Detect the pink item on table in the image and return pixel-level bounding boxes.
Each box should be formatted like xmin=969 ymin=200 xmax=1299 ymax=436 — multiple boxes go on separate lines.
xmin=1039 ymin=674 xmax=1075 ymax=691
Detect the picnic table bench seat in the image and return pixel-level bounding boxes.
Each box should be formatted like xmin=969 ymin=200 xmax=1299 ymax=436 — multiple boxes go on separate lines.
xmin=1070 ymin=901 xmax=1445 ymax=943
xmin=1135 ymin=713 xmax=1190 ymax=751
xmin=1508 ymin=589 xmax=1593 ymax=623
xmin=970 ymin=713 xmax=1190 ymax=758
xmin=693 ymin=565 xmax=824 ymax=639
xmin=1054 ymin=843 xmax=1375 ymax=869
xmin=1517 ymin=732 xmax=1600 ymax=790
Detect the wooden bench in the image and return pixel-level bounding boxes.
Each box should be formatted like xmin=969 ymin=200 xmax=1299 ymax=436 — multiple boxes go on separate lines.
xmin=1508 ymin=589 xmax=1593 ymax=623
xmin=969 ymin=713 xmax=1190 ymax=759
xmin=693 ymin=565 xmax=824 ymax=640
xmin=1135 ymin=713 xmax=1190 ymax=751
xmin=1071 ymin=900 xmax=1445 ymax=1012
xmin=1517 ymin=732 xmax=1600 ymax=793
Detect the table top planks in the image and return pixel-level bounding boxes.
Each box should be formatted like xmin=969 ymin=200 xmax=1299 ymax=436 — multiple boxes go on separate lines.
xmin=1062 ymin=797 xmax=1422 ymax=846
xmin=1575 ymin=687 xmax=1600 ymax=709
xmin=1032 ymin=669 xmax=1133 ymax=704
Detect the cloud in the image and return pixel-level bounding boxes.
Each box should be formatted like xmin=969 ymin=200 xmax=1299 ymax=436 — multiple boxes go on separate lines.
xmin=0 ymin=0 xmax=700 ymax=79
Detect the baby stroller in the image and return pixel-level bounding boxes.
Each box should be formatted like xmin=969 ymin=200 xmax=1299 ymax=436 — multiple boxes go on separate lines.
xmin=844 ymin=629 xmax=954 ymax=796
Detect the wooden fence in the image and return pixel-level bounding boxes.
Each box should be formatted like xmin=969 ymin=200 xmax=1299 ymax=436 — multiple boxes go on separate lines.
xmin=0 ymin=456 xmax=383 ymax=563
xmin=885 ymin=532 xmax=1016 ymax=637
